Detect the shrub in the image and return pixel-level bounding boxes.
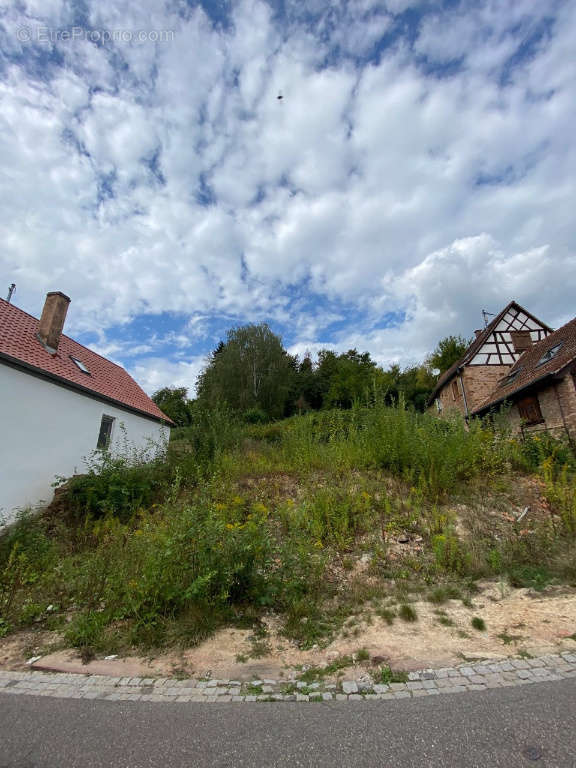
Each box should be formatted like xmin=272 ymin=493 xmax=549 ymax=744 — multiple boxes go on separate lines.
xmin=243 ymin=407 xmax=269 ymax=424
xmin=398 ymin=604 xmax=417 ymax=622
xmin=471 ymin=616 xmax=486 ymax=631
xmin=55 ymin=441 xmax=170 ymax=523
xmin=508 ymin=565 xmax=553 ymax=591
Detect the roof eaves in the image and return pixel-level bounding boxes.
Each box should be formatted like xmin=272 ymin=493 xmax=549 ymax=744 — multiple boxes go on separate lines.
xmin=0 ymin=351 xmax=174 ymax=426
xmin=470 ymin=359 xmax=575 ymax=416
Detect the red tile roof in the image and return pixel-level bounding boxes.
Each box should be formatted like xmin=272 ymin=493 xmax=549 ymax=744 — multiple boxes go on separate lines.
xmin=0 ymin=298 xmax=172 ymax=424
xmin=428 ymin=301 xmax=554 ymax=404
xmin=473 ymin=316 xmax=576 ymax=414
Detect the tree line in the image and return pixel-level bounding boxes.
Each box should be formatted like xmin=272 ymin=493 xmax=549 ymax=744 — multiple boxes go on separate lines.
xmin=152 ymin=323 xmax=468 ymax=426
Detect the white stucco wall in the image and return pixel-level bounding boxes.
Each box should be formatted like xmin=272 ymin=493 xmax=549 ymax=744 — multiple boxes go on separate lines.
xmin=0 ymin=363 xmax=169 ymax=526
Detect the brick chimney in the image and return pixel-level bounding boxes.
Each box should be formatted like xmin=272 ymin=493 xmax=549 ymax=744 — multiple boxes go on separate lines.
xmin=474 ymin=329 xmax=482 ymax=338
xmin=37 ymin=291 xmax=71 ymax=353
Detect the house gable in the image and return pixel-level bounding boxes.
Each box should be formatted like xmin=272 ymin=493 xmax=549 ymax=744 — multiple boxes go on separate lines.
xmin=469 ymin=305 xmax=552 ymax=366
xmin=428 ymin=301 xmax=553 ymax=413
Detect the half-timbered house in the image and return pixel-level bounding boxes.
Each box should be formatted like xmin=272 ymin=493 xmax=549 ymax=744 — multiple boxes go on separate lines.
xmin=428 ymin=301 xmax=553 ymax=417
xmin=472 ymin=316 xmax=576 ymax=442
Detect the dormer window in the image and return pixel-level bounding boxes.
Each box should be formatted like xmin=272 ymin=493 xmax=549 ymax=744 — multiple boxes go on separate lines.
xmin=536 ymin=343 xmax=562 ymax=367
xmin=70 ymin=355 xmax=90 ymax=374
xmin=510 ymin=331 xmax=532 ymax=353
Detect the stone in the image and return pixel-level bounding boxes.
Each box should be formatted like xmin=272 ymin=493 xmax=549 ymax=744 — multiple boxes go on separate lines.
xmin=342 ymin=681 xmax=359 ymax=694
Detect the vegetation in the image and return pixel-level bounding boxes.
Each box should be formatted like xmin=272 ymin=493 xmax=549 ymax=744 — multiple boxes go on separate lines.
xmin=1 ymin=398 xmax=575 ymax=660
xmin=471 ymin=617 xmax=486 ymax=631
xmin=151 ymin=387 xmax=194 ymax=427
xmin=426 ymin=335 xmax=469 ymax=375
xmin=196 ymin=323 xmax=295 ymax=420
xmin=153 ymin=324 xmax=473 ymax=425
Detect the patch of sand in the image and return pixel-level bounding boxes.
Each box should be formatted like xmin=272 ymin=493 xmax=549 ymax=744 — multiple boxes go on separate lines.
xmin=2 ymin=581 xmax=575 ymax=680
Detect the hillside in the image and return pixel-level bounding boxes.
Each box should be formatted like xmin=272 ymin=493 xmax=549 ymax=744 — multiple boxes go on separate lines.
xmin=1 ymin=403 xmax=575 ymax=678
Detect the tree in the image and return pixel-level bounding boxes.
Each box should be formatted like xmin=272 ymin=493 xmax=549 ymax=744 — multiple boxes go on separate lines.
xmin=196 ymin=323 xmax=296 ymax=419
xmin=316 ymin=349 xmax=379 ymax=409
xmin=292 ymin=354 xmax=323 ymax=412
xmin=427 ymin=335 xmax=469 ymax=375
xmin=151 ymin=386 xmax=193 ymax=427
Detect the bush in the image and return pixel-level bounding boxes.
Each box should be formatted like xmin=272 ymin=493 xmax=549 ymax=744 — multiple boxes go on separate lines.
xmin=471 ymin=616 xmax=486 ymax=631
xmin=243 ymin=407 xmax=269 ymax=424
xmin=508 ymin=565 xmax=553 ymax=591
xmin=398 ymin=604 xmax=417 ymax=622
xmin=59 ymin=454 xmax=169 ymax=523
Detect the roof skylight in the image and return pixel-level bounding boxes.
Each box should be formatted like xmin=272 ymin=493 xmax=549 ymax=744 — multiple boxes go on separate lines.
xmin=536 ymin=343 xmax=562 ymax=367
xmin=500 ymin=367 xmax=522 ymax=387
xmin=70 ymin=355 xmax=90 ymax=374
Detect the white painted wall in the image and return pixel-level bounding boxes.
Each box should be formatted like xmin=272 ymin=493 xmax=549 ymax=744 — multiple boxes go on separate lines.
xmin=0 ymin=363 xmax=169 ymax=526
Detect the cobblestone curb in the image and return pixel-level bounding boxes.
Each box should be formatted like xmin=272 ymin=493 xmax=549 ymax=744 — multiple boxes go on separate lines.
xmin=1 ymin=653 xmax=575 ymax=704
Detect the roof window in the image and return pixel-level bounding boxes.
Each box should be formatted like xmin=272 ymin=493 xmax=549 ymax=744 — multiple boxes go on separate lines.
xmin=70 ymin=355 xmax=90 ymax=374
xmin=536 ymin=343 xmax=562 ymax=367
xmin=500 ymin=367 xmax=522 ymax=387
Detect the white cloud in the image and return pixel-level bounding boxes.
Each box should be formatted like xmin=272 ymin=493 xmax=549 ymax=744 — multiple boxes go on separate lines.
xmin=130 ymin=356 xmax=206 ymax=396
xmin=0 ymin=0 xmax=574 ymax=383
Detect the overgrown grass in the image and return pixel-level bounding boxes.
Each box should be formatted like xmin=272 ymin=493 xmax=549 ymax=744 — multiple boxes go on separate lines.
xmin=1 ymin=402 xmax=575 ymax=657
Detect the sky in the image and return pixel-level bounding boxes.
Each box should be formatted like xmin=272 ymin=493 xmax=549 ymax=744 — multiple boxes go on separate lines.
xmin=1 ymin=0 xmax=575 ymax=395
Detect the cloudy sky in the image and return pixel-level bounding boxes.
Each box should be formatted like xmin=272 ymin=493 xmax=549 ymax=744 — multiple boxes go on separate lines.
xmin=1 ymin=0 xmax=575 ymax=394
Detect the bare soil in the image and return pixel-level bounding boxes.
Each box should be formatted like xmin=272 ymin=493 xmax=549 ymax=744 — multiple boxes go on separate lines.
xmin=2 ymin=581 xmax=575 ymax=680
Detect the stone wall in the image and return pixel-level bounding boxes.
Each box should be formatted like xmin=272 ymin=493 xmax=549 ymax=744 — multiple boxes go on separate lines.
xmin=429 ymin=364 xmax=511 ymax=418
xmin=462 ymin=365 xmax=511 ymax=414
xmin=508 ymin=372 xmax=576 ymax=440
xmin=429 ymin=374 xmax=467 ymax=416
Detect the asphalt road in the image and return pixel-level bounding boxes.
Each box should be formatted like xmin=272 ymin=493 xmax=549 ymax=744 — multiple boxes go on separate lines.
xmin=1 ymin=679 xmax=575 ymax=768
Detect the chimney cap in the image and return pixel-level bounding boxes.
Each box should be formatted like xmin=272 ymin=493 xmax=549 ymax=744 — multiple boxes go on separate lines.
xmin=45 ymin=290 xmax=71 ymax=302
xmin=474 ymin=329 xmax=482 ymax=338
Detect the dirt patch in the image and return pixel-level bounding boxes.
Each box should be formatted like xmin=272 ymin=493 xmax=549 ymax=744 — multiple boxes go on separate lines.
xmin=3 ymin=582 xmax=575 ymax=680
xmin=0 ymin=629 xmax=62 ymax=671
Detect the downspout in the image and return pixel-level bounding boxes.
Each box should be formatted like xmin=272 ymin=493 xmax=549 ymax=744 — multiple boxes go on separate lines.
xmin=459 ymin=371 xmax=469 ymax=419
xmin=553 ymin=378 xmax=573 ymax=446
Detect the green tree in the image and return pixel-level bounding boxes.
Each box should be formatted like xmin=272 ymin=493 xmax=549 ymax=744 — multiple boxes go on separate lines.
xmin=427 ymin=335 xmax=469 ymax=375
xmin=292 ymin=354 xmax=323 ymax=412
xmin=196 ymin=323 xmax=295 ymax=419
xmin=316 ymin=349 xmax=378 ymax=409
xmin=151 ymin=387 xmax=193 ymax=427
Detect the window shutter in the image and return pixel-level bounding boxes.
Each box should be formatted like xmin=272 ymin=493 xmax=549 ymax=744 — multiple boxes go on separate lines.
xmin=517 ymin=395 xmax=543 ymax=425
xmin=510 ymin=331 xmax=532 ymax=353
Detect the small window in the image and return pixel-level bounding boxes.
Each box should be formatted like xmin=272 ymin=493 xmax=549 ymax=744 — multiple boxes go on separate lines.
xmin=517 ymin=395 xmax=543 ymax=425
xmin=451 ymin=379 xmax=460 ymax=400
xmin=97 ymin=415 xmax=115 ymax=450
xmin=510 ymin=331 xmax=532 ymax=353
xmin=536 ymin=343 xmax=562 ymax=367
xmin=499 ymin=367 xmax=521 ymax=387
xmin=70 ymin=355 xmax=90 ymax=374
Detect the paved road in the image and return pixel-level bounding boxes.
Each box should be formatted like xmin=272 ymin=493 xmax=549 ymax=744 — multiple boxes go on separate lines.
xmin=1 ymin=678 xmax=575 ymax=767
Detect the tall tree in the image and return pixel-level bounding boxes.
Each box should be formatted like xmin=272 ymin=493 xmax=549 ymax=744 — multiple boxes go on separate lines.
xmin=151 ymin=387 xmax=193 ymax=426
xmin=317 ymin=349 xmax=378 ymax=409
xmin=196 ymin=323 xmax=295 ymax=419
xmin=427 ymin=335 xmax=469 ymax=375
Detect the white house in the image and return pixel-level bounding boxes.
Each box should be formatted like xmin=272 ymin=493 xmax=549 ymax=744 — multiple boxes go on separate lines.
xmin=0 ymin=291 xmax=172 ymax=526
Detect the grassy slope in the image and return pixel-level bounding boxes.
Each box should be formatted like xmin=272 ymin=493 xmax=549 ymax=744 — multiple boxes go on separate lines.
xmin=1 ymin=403 xmax=575 ymax=661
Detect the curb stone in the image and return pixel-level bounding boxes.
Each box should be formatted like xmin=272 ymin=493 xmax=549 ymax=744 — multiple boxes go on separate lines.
xmin=0 ymin=652 xmax=575 ymax=704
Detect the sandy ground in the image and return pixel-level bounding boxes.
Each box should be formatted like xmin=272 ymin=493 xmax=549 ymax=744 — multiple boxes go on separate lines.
xmin=2 ymin=581 xmax=575 ymax=680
